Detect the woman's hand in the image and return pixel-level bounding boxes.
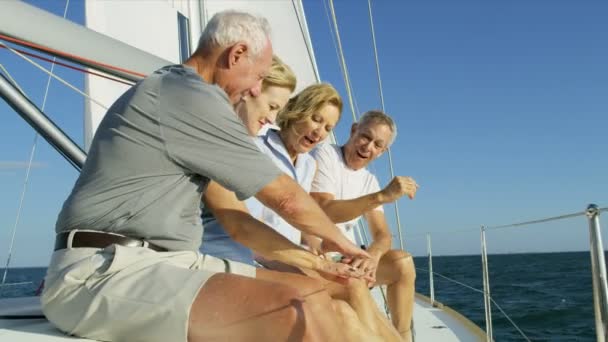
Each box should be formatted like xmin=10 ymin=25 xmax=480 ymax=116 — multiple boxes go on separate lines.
xmin=301 ymin=233 xmax=324 ymax=256
xmin=341 ymin=255 xmax=381 ymax=287
xmin=313 ymin=257 xmax=375 ymax=285
xmin=321 ymin=234 xmax=370 ymax=260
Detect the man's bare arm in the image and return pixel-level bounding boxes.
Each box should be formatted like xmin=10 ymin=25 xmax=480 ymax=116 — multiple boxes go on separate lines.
xmin=311 ymin=176 xmax=419 ymax=224
xmin=204 ymin=181 xmax=314 ymax=267
xmin=363 ymin=210 xmax=393 ymax=259
xmin=204 ymin=181 xmax=363 ymax=276
xmin=254 ymin=174 xmax=369 ymax=259
xmin=310 ymin=191 xmax=384 ymax=224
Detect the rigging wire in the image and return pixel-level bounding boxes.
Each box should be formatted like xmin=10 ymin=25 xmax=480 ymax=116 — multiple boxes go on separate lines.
xmin=486 ymin=210 xmax=588 ymax=230
xmin=0 ymin=43 xmax=134 ymax=86
xmin=326 ymin=0 xmax=377 ymax=247
xmin=322 ymin=0 xmax=361 ymax=145
xmin=0 ymin=0 xmax=71 ymax=289
xmin=290 ymin=0 xmax=321 ymax=82
xmin=367 ymin=0 xmax=405 ymax=250
xmin=416 ymin=267 xmax=532 ymax=341
xmin=408 ymin=207 xmax=600 ymax=238
xmin=3 ymin=43 xmax=109 ymax=111
xmin=0 ymin=33 xmax=146 ymax=79
xmin=327 ymin=0 xmax=358 ymax=123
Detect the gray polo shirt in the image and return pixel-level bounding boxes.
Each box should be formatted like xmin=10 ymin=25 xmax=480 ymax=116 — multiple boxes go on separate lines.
xmin=56 ymin=65 xmax=281 ymax=251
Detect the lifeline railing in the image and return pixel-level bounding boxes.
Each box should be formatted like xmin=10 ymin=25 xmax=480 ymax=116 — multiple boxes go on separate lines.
xmin=416 ymin=204 xmax=608 ymax=342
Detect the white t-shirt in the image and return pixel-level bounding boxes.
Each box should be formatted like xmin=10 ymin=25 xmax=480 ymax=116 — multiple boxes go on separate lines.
xmin=310 ymin=143 xmax=383 ymax=243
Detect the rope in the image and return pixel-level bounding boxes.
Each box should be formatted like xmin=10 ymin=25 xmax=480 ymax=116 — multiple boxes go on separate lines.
xmin=0 ymin=34 xmax=146 ymax=79
xmin=1 ymin=0 xmax=71 ymax=289
xmin=366 ymin=0 xmax=405 ymax=251
xmin=416 ymin=268 xmax=531 ymax=341
xmin=0 ymin=43 xmax=133 ymax=86
xmin=3 ymin=44 xmax=109 ymax=111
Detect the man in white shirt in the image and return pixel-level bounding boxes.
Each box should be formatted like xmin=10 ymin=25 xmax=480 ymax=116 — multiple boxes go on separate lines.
xmin=310 ymin=110 xmax=418 ymax=341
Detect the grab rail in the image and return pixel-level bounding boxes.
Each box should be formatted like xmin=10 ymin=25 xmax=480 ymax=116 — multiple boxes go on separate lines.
xmin=421 ymin=204 xmax=607 ymax=341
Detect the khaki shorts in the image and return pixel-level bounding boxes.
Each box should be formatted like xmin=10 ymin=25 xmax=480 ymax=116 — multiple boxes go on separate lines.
xmin=41 ymin=244 xmax=256 ymax=342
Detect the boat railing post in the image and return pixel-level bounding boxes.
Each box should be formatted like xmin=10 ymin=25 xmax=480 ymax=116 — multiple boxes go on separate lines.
xmin=427 ymin=233 xmax=436 ymax=306
xmin=587 ymin=204 xmax=608 ymax=342
xmin=481 ymin=225 xmax=493 ymax=341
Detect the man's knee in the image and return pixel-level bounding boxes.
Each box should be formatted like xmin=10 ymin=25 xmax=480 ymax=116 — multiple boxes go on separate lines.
xmin=345 ymin=278 xmax=371 ymax=300
xmin=290 ymin=276 xmax=328 ymax=299
xmin=383 ymin=250 xmax=416 ymax=282
xmin=331 ymin=299 xmax=354 ymax=319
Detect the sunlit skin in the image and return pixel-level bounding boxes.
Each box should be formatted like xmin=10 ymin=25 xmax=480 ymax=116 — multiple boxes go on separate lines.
xmin=280 ymin=104 xmax=341 ymax=162
xmin=343 ymin=122 xmax=393 ymax=170
xmin=236 ymin=85 xmax=292 ymax=136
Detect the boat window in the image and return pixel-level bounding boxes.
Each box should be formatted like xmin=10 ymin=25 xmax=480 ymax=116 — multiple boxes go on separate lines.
xmin=177 ymin=12 xmax=191 ymax=63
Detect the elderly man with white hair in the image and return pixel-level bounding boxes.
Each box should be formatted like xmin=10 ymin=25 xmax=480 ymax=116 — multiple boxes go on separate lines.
xmin=41 ymin=10 xmax=371 ymax=342
xmin=309 ymin=110 xmax=419 ymax=342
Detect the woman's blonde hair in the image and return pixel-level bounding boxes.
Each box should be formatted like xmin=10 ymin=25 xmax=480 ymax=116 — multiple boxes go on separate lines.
xmin=263 ymin=55 xmax=297 ymax=93
xmin=276 ymin=83 xmax=343 ymax=130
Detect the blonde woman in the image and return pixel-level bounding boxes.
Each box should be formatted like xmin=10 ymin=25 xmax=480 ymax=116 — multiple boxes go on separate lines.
xmin=250 ymin=83 xmax=342 ymax=249
xmin=200 ymin=55 xmax=296 ymax=263
xmin=235 ymin=55 xmax=296 ymax=136
xmin=248 ymin=83 xmax=403 ymax=342
xmin=199 ymin=57 xmax=395 ymax=340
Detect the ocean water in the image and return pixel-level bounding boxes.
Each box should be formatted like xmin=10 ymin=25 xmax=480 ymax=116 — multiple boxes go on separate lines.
xmin=0 ymin=251 xmax=597 ymax=341
xmin=413 ymin=251 xmax=596 ymax=341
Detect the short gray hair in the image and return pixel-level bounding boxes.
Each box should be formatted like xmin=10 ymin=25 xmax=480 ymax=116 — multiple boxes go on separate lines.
xmin=197 ymin=10 xmax=271 ymax=59
xmin=357 ymin=110 xmax=398 ymax=146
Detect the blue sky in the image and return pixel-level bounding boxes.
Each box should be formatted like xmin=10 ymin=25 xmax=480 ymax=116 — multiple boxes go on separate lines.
xmin=1 ymin=0 xmax=607 ymax=267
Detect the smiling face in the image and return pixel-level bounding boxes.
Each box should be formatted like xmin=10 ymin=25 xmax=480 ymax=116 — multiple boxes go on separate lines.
xmin=216 ymin=40 xmax=273 ymax=104
xmin=281 ymin=104 xmax=341 ymax=158
xmin=236 ymin=85 xmax=292 ymax=136
xmin=343 ymin=121 xmax=393 ymax=170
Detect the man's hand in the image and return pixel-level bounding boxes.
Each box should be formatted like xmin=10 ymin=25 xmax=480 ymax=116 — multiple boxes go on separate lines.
xmin=258 ymin=255 xmax=372 ymax=285
xmin=342 ymin=255 xmax=381 ymax=287
xmin=314 ymin=258 xmax=373 ymax=284
xmin=380 ymin=176 xmax=419 ymax=203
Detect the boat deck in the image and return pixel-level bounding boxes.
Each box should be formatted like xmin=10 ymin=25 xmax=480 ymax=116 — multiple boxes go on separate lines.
xmin=1 ymin=295 xmax=486 ymax=341
xmin=370 ymin=288 xmax=486 ymax=341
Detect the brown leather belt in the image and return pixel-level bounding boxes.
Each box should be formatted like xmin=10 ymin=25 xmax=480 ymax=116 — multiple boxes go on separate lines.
xmin=54 ymin=231 xmax=167 ymax=252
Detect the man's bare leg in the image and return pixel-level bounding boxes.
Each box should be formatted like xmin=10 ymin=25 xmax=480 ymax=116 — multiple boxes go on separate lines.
xmin=189 ymin=272 xmax=328 ymax=341
xmin=258 ymin=260 xmax=401 ymax=341
xmin=331 ymin=299 xmax=385 ymax=342
xmin=325 ymin=279 xmax=403 ymax=342
xmin=255 ymin=268 xmax=349 ymax=341
xmin=375 ymin=250 xmax=416 ymax=342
